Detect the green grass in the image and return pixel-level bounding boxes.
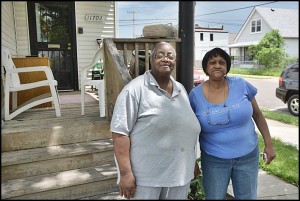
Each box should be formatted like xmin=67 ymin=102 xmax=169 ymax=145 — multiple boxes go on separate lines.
xmin=258 ymin=133 xmax=299 ymax=187
xmin=261 ymin=109 xmax=299 ymax=126
xmin=229 ymin=67 xmax=283 ymax=77
xmin=258 ymin=109 xmax=298 ymax=187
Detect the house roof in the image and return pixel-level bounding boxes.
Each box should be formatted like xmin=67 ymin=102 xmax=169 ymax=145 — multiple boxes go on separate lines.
xmin=256 ymin=7 xmax=298 ymax=38
xmin=228 ymin=33 xmax=237 ymax=45
xmin=235 ymin=6 xmax=299 ymax=42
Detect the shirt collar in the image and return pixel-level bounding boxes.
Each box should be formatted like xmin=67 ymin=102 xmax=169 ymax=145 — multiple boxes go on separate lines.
xmin=144 ymin=70 xmax=181 ymax=97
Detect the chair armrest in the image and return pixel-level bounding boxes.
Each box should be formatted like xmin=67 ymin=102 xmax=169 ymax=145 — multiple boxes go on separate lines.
xmin=79 ymin=63 xmax=95 ymax=72
xmin=7 ymin=66 xmax=55 ymax=81
xmin=79 ymin=47 xmax=104 ymax=72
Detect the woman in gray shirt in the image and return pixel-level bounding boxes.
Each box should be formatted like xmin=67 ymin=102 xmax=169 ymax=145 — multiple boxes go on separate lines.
xmin=110 ymin=42 xmax=201 ymax=200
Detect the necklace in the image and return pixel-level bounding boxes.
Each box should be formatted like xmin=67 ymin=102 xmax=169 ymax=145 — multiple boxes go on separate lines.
xmin=206 ymin=78 xmax=230 ymax=125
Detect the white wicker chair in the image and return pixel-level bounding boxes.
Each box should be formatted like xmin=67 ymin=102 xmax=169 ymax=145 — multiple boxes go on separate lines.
xmin=2 ymin=48 xmax=61 ymax=120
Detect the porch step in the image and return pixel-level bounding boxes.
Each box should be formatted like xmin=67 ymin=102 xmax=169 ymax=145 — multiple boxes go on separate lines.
xmin=1 ymin=98 xmax=120 ymax=199
xmin=1 ymin=139 xmax=114 ymax=181
xmin=1 ymin=164 xmax=118 ymax=199
xmin=1 ymin=102 xmax=111 ymax=152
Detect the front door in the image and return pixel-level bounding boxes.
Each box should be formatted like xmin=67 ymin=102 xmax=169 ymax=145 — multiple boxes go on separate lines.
xmin=27 ymin=1 xmax=78 ymax=91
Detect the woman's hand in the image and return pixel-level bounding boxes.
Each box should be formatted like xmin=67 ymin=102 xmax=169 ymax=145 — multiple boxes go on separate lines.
xmin=119 ymin=172 xmax=136 ymax=199
xmin=263 ymin=145 xmax=276 ymax=164
xmin=194 ymin=161 xmax=200 ymax=178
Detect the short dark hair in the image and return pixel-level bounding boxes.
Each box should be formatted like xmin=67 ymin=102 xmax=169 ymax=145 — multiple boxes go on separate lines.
xmin=202 ymin=48 xmax=231 ymax=75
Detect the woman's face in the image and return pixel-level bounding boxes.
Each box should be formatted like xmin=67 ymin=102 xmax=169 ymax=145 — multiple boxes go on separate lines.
xmin=206 ymin=55 xmax=227 ymax=78
xmin=150 ymin=44 xmax=176 ymax=75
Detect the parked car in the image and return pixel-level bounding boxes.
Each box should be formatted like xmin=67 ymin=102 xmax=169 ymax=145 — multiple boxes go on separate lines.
xmin=194 ymin=68 xmax=205 ymax=87
xmin=275 ymin=61 xmax=299 ymax=116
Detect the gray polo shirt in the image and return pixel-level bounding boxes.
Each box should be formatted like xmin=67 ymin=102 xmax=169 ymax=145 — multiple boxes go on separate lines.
xmin=111 ymin=70 xmax=201 ymax=187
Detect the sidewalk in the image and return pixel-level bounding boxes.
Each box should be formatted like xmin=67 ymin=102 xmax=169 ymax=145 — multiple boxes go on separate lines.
xmin=264 ymin=119 xmax=299 ymax=149
xmin=228 ymin=119 xmax=299 ymax=199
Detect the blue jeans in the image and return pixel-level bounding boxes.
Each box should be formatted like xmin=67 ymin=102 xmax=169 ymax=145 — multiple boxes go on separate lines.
xmin=201 ymin=145 xmax=259 ymax=200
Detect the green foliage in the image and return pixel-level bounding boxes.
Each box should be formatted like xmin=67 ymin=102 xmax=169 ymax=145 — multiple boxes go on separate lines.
xmin=256 ymin=47 xmax=287 ymax=69
xmin=188 ymin=175 xmax=205 ymax=200
xmin=249 ymin=30 xmax=288 ymax=69
xmin=188 ymin=159 xmax=205 ymax=200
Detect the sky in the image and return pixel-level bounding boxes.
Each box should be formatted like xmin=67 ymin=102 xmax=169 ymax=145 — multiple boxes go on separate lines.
xmin=117 ymin=1 xmax=299 ymax=38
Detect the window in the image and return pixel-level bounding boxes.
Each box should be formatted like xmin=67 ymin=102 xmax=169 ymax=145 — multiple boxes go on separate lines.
xmin=251 ymin=19 xmax=262 ymax=33
xmin=210 ymin=34 xmax=213 ymax=41
xmin=200 ymin=33 xmax=203 ymax=41
xmin=288 ymin=64 xmax=299 ymax=80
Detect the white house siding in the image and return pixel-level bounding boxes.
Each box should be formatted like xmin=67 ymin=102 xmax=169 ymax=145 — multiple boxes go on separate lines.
xmin=284 ymin=38 xmax=299 ymax=58
xmin=1 ymin=1 xmax=17 ymax=122
xmin=232 ymin=11 xmax=272 ymax=61
xmin=13 ymin=1 xmax=31 ymax=57
xmin=75 ymin=1 xmax=116 ymax=88
xmin=195 ymin=31 xmax=229 ymax=68
xmin=237 ymin=12 xmax=272 ymax=43
xmin=1 ymin=1 xmax=17 ymax=55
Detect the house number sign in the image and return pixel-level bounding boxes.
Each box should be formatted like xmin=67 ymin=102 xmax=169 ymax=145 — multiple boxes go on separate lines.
xmin=85 ymin=14 xmax=103 ymax=22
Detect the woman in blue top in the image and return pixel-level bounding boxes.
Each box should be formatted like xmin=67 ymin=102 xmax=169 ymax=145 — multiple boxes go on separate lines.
xmin=189 ymin=48 xmax=276 ymax=200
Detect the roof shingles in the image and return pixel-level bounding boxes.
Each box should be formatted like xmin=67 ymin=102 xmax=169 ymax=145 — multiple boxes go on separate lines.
xmin=256 ymin=7 xmax=299 ymax=38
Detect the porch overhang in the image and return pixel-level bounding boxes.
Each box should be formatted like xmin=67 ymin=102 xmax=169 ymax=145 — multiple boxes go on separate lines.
xmin=228 ymin=41 xmax=259 ymax=48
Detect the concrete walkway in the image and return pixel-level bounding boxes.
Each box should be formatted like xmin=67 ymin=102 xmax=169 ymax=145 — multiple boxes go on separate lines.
xmin=265 ymin=119 xmax=299 ymax=149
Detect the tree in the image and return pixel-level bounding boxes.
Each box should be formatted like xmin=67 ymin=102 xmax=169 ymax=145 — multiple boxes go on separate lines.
xmin=248 ymin=30 xmax=287 ymax=69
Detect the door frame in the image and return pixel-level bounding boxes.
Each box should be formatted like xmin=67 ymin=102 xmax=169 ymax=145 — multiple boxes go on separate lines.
xmin=27 ymin=1 xmax=78 ymax=91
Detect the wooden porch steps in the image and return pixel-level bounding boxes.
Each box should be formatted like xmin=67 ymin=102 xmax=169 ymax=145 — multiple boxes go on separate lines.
xmin=1 ymin=92 xmax=122 ymax=199
xmin=2 ymin=164 xmax=118 ymax=199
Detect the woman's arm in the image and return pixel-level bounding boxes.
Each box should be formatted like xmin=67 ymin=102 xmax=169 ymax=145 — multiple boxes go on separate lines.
xmin=251 ymin=98 xmax=276 ymax=164
xmin=112 ymin=132 xmax=136 ymax=199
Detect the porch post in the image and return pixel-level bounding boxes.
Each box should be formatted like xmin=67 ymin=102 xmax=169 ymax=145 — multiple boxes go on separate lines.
xmin=178 ymin=1 xmax=195 ymax=93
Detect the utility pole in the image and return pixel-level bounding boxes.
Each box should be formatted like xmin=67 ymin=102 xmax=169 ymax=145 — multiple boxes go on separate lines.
xmin=127 ymin=11 xmax=139 ymax=38
xmin=178 ymin=1 xmax=195 ymax=93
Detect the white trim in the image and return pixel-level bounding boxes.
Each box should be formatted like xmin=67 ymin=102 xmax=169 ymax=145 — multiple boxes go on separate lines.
xmin=228 ymin=41 xmax=259 ymax=48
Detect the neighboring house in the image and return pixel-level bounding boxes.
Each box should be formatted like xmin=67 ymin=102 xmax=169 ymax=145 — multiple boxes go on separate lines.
xmin=194 ymin=25 xmax=230 ymax=68
xmin=229 ymin=6 xmax=299 ymax=67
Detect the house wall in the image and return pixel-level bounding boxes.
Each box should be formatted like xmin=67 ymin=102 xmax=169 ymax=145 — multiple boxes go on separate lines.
xmin=1 ymin=1 xmax=17 ymax=125
xmin=14 ymin=1 xmax=31 ymax=57
xmin=237 ymin=12 xmax=272 ymax=43
xmin=284 ymin=38 xmax=299 ymax=58
xmin=75 ymin=1 xmax=116 ymax=87
xmin=195 ymin=31 xmax=229 ymax=68
xmin=1 ymin=1 xmax=17 ymax=54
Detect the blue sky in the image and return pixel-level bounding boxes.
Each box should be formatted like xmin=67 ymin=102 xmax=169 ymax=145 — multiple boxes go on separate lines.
xmin=117 ymin=1 xmax=299 ymax=38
